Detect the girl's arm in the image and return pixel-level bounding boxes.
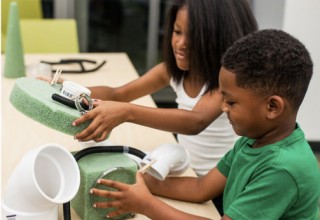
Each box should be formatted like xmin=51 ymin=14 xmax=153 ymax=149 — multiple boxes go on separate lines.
xmin=126 ymin=88 xmax=223 ymax=135
xmin=88 ymin=62 xmax=171 ymax=102
xmin=73 ymin=88 xmax=223 ymax=142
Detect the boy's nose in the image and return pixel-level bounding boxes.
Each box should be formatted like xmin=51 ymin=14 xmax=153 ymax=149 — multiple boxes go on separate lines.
xmin=221 ymin=103 xmax=229 ymax=113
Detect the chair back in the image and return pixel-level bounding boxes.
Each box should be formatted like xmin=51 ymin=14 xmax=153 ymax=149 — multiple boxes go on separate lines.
xmin=1 ymin=0 xmax=43 ymax=33
xmin=20 ymin=19 xmax=79 ymax=53
xmin=1 ymin=0 xmax=43 ymax=52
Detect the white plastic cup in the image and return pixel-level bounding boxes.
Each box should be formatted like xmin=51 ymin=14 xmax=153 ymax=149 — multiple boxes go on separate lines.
xmin=27 ymin=63 xmax=52 ymax=78
xmin=2 ymin=144 xmax=80 ymax=218
xmin=140 ymin=143 xmax=190 ymax=180
xmin=60 ymin=81 xmax=91 ymax=100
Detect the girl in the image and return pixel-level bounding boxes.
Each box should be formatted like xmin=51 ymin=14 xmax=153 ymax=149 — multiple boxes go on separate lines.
xmin=73 ymin=0 xmax=258 ymax=178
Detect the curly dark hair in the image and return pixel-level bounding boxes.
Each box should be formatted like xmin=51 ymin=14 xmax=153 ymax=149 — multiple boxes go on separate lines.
xmin=222 ymin=29 xmax=313 ymax=110
xmin=162 ymin=0 xmax=258 ymax=93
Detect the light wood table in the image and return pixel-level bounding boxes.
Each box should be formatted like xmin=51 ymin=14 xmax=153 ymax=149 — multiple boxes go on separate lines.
xmin=1 ymin=53 xmax=221 ymax=220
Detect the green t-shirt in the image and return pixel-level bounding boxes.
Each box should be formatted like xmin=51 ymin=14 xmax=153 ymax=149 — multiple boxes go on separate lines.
xmin=217 ymin=124 xmax=320 ymax=219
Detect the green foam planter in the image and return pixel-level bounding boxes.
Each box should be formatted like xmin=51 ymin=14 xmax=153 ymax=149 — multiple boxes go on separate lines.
xmin=71 ymin=153 xmax=138 ymax=220
xmin=9 ymin=77 xmax=91 ymax=135
xmin=3 ymin=2 xmax=25 ymax=78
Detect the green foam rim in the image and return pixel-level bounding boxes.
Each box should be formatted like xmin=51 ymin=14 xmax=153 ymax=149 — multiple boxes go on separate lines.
xmin=9 ymin=77 xmax=91 ymax=135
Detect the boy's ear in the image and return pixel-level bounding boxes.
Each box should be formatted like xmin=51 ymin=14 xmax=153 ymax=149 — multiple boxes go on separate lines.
xmin=266 ymin=95 xmax=285 ymax=119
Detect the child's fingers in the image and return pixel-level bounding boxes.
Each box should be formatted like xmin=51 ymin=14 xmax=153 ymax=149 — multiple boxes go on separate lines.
xmin=72 ymin=110 xmax=94 ymax=126
xmin=97 ymin=178 xmax=128 ymax=191
xmin=90 ymin=188 xmax=121 ymax=199
xmin=93 ymin=130 xmax=109 ymax=142
xmin=36 ymin=75 xmax=65 ymax=84
xmin=36 ymin=75 xmax=52 ymax=83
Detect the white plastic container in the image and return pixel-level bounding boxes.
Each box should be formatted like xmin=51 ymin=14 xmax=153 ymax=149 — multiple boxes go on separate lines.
xmin=140 ymin=143 xmax=190 ymax=180
xmin=27 ymin=63 xmax=52 ymax=78
xmin=60 ymin=81 xmax=91 ymax=100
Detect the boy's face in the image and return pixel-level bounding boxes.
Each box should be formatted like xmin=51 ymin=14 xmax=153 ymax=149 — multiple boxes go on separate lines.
xmin=219 ymin=67 xmax=269 ymax=139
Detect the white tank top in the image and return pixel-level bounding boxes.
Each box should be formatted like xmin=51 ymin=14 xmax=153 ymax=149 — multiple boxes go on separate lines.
xmin=170 ymin=78 xmax=237 ymax=176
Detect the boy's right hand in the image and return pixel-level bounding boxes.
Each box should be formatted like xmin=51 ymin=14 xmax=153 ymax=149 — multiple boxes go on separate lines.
xmin=90 ymin=171 xmax=153 ymax=218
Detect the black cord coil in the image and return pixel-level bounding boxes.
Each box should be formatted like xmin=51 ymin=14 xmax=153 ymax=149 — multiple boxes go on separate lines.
xmin=52 ymin=93 xmax=89 ymax=110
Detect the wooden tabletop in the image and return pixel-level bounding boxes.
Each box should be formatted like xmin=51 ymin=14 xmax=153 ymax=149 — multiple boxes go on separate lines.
xmin=1 ymin=53 xmax=221 ymax=220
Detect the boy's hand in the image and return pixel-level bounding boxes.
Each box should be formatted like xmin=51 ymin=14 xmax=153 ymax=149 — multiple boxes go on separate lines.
xmin=90 ymin=172 xmax=152 ymax=218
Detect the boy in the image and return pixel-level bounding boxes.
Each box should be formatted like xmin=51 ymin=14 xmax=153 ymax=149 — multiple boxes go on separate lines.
xmin=90 ymin=29 xmax=320 ymax=219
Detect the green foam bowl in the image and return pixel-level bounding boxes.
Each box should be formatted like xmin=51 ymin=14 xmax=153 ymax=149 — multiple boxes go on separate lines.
xmin=9 ymin=77 xmax=91 ymax=135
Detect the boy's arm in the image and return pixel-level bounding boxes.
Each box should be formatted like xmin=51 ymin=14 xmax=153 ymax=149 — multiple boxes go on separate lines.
xmin=221 ymin=215 xmax=232 ymax=220
xmin=91 ymin=168 xmax=227 ymax=219
xmin=144 ymin=167 xmax=227 ymax=202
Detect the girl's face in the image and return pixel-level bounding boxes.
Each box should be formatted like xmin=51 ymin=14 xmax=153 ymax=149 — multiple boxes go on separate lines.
xmin=171 ymin=7 xmax=189 ymax=71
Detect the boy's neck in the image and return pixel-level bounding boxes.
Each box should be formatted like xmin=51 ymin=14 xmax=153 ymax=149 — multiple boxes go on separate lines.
xmin=252 ymin=117 xmax=297 ymax=148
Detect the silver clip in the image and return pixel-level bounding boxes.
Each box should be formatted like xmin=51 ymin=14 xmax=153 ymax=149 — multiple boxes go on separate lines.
xmin=74 ymin=93 xmax=93 ymax=115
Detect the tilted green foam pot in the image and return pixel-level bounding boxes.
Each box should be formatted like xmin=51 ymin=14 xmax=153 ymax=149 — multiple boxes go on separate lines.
xmin=9 ymin=77 xmax=91 ymax=135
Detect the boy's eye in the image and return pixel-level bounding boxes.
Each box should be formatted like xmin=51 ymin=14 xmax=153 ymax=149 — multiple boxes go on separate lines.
xmin=226 ymin=101 xmax=235 ymax=106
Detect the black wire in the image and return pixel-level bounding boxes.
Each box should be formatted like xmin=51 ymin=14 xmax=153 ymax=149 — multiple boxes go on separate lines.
xmin=63 ymin=145 xmax=146 ymax=220
xmin=52 ymin=93 xmax=89 ymax=110
xmin=73 ymin=146 xmax=146 ymax=161
xmin=41 ymin=59 xmax=107 ymax=74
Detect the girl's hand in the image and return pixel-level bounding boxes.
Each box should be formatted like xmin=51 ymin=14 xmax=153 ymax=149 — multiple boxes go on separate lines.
xmin=72 ymin=101 xmax=129 ymax=142
xmin=36 ymin=75 xmax=64 ymax=84
xmin=90 ymin=172 xmax=152 ymax=218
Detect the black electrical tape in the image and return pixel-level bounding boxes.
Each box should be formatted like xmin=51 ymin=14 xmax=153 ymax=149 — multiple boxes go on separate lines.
xmin=52 ymin=93 xmax=89 ymax=110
